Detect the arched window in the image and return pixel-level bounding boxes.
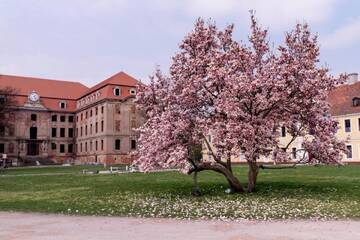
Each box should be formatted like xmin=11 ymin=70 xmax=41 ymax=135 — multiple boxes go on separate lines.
xmin=113 ymin=87 xmax=121 ymax=96
xmin=59 ymin=101 xmax=67 ymax=109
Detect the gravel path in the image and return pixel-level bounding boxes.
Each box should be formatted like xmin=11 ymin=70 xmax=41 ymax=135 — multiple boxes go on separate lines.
xmin=0 ymin=212 xmax=359 ymax=240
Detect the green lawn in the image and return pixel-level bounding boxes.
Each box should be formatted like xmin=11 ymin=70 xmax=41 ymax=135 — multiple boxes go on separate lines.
xmin=0 ymin=165 xmax=359 ymax=220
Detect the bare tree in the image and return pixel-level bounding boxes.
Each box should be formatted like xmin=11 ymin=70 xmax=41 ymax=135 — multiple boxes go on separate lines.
xmin=0 ymin=87 xmax=17 ymax=131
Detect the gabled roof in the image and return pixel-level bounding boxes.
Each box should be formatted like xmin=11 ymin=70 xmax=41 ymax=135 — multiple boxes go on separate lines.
xmin=81 ymin=71 xmax=139 ymax=97
xmin=328 ymin=81 xmax=360 ymax=116
xmin=0 ymin=74 xmax=88 ymax=99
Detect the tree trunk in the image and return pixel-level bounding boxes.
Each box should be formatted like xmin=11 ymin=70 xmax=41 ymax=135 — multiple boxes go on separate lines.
xmin=192 ymin=171 xmax=202 ymax=196
xmin=247 ymin=161 xmax=259 ymax=193
xmin=223 ymin=170 xmax=244 ymax=193
xmin=188 ymin=162 xmax=245 ymax=193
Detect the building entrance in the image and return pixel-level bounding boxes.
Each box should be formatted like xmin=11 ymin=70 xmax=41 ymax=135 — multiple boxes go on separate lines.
xmin=28 ymin=127 xmax=39 ymax=155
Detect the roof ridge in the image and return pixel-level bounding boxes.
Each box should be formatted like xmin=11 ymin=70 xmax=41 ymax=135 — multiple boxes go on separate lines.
xmin=0 ymin=74 xmax=88 ymax=87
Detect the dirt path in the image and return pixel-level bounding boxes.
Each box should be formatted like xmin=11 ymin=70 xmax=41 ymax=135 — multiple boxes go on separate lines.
xmin=0 ymin=212 xmax=359 ymax=240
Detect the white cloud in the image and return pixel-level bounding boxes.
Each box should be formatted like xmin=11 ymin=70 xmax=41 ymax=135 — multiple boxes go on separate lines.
xmin=321 ymin=17 xmax=360 ymax=49
xmin=183 ymin=0 xmax=337 ymax=30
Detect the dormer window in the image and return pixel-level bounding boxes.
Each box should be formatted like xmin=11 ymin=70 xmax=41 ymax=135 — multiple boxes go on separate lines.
xmin=353 ymin=97 xmax=360 ymax=107
xmin=129 ymin=88 xmax=136 ymax=95
xmin=114 ymin=87 xmax=121 ymax=96
xmin=59 ymin=101 xmax=67 ymax=109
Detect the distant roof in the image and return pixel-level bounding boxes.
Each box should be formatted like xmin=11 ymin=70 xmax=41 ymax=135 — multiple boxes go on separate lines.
xmin=81 ymin=71 xmax=139 ymax=97
xmin=328 ymin=82 xmax=360 ymax=116
xmin=0 ymin=74 xmax=88 ymax=99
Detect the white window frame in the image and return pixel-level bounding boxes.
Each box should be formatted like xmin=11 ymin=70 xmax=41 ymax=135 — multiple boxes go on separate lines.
xmin=59 ymin=101 xmax=67 ymax=109
xmin=345 ymin=119 xmax=351 ymax=133
xmin=346 ymin=145 xmax=352 ymax=159
xmin=129 ymin=88 xmax=136 ymax=95
xmin=113 ymin=87 xmax=121 ymax=96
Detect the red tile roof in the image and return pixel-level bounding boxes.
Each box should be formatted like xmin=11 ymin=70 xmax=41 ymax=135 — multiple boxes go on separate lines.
xmin=0 ymin=71 xmax=140 ymax=112
xmin=81 ymin=71 xmax=139 ymax=97
xmin=328 ymin=81 xmax=360 ymax=116
xmin=0 ymin=74 xmax=88 ymax=99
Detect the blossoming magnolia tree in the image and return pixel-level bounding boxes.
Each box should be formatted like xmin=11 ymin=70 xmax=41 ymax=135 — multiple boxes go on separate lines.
xmin=135 ymin=15 xmax=346 ymax=193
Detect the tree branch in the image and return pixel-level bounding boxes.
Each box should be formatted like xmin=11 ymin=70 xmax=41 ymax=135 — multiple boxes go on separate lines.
xmin=202 ymin=134 xmax=227 ymax=168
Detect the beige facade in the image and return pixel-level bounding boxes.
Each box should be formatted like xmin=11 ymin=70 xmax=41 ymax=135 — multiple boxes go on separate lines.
xmin=75 ymin=98 xmax=144 ymax=165
xmin=333 ymin=114 xmax=360 ymax=163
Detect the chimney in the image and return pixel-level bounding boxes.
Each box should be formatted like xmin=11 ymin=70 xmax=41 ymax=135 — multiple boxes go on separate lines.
xmin=347 ymin=73 xmax=359 ymax=84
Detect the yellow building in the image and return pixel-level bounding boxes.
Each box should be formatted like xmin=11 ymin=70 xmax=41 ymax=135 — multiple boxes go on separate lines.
xmin=328 ymin=73 xmax=360 ymax=164
xmin=203 ymin=73 xmax=360 ymax=164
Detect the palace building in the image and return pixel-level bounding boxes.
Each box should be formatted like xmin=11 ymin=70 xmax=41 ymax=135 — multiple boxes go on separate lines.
xmin=0 ymin=71 xmax=145 ymax=165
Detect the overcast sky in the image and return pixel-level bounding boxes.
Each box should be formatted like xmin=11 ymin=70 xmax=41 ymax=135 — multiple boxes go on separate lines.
xmin=0 ymin=0 xmax=359 ymax=87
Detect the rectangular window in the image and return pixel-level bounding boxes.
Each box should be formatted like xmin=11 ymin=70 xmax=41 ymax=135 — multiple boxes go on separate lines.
xmin=8 ymin=126 xmax=14 ymax=136
xmin=60 ymin=128 xmax=65 ymax=138
xmin=101 ymin=106 xmax=104 ymax=114
xmin=90 ymin=110 xmax=93 ymax=117
xmin=31 ymin=114 xmax=37 ymax=121
xmin=8 ymin=143 xmax=14 ymax=153
xmin=68 ymin=144 xmax=73 ymax=153
xmin=0 ymin=143 xmax=4 ymax=153
xmin=131 ymin=139 xmax=136 ymax=150
xmin=0 ymin=126 xmax=5 ymax=136
xmin=95 ymin=122 xmax=98 ymax=133
xmin=85 ymin=142 xmax=88 ymax=152
xmin=85 ymin=125 xmax=88 ymax=136
xmin=95 ymin=140 xmax=98 ymax=151
xmin=85 ymin=111 xmax=88 ymax=119
xmin=81 ymin=126 xmax=83 ymax=136
xmin=346 ymin=145 xmax=352 ymax=159
xmin=292 ymin=147 xmax=297 ymax=159
xmin=281 ymin=126 xmax=286 ymax=137
xmin=52 ymin=128 xmax=57 ymax=137
xmin=68 ymin=116 xmax=74 ymax=122
xmin=68 ymin=128 xmax=74 ymax=138
xmin=345 ymin=119 xmax=351 ymax=132
xmin=115 ymin=120 xmax=121 ymax=131
xmin=101 ymin=140 xmax=104 ymax=151
xmin=95 ymin=107 xmax=98 ymax=115
xmin=101 ymin=121 xmax=104 ymax=132
xmin=80 ymin=143 xmax=83 ymax=152
xmin=131 ymin=120 xmax=136 ymax=128
xmin=115 ymin=139 xmax=120 ymax=150
xmin=51 ymin=143 xmax=56 ymax=150
xmin=90 ymin=141 xmax=92 ymax=151
xmin=60 ymin=144 xmax=65 ymax=153
xmin=60 ymin=115 xmax=66 ymax=122
xmin=90 ymin=124 xmax=93 ymax=134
